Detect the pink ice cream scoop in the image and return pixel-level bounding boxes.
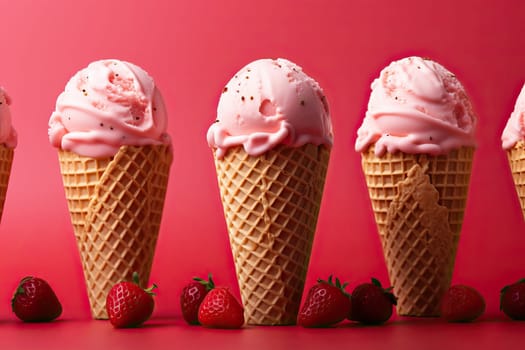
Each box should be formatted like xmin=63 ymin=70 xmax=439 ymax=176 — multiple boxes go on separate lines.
xmin=355 ymin=56 xmax=476 ymax=156
xmin=48 ymin=59 xmax=170 ymax=158
xmin=0 ymin=87 xmax=17 ymax=148
xmin=207 ymin=58 xmax=333 ymax=158
xmin=502 ymin=83 xmax=525 ymax=150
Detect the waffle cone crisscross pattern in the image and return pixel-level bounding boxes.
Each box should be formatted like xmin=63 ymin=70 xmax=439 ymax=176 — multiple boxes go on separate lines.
xmin=214 ymin=144 xmax=329 ymax=325
xmin=0 ymin=145 xmax=13 ymax=223
xmin=58 ymin=145 xmax=172 ymax=319
xmin=383 ymin=164 xmax=455 ymax=316
xmin=361 ymin=146 xmax=473 ymax=317
xmin=507 ymin=140 xmax=525 ymax=220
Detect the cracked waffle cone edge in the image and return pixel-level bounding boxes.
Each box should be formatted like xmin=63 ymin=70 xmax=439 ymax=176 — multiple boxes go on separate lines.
xmin=361 ymin=145 xmax=473 ymax=317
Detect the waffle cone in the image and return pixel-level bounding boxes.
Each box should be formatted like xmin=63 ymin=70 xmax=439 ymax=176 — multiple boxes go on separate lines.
xmin=507 ymin=140 xmax=525 ymax=220
xmin=58 ymin=145 xmax=172 ymax=319
xmin=0 ymin=145 xmax=13 ymax=224
xmin=213 ymin=144 xmax=329 ymax=325
xmin=361 ymin=146 xmax=473 ymax=316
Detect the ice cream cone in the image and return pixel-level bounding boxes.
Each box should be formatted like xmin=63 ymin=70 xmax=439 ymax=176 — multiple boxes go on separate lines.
xmin=58 ymin=144 xmax=172 ymax=319
xmin=361 ymin=145 xmax=473 ymax=316
xmin=213 ymin=143 xmax=329 ymax=325
xmin=0 ymin=145 xmax=13 ymax=223
xmin=507 ymin=140 xmax=525 ymax=220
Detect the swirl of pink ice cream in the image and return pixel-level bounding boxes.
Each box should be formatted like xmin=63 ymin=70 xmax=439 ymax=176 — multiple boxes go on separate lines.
xmin=355 ymin=56 xmax=476 ymax=156
xmin=48 ymin=59 xmax=170 ymax=158
xmin=502 ymin=83 xmax=525 ymax=150
xmin=0 ymin=87 xmax=17 ymax=148
xmin=207 ymin=58 xmax=333 ymax=158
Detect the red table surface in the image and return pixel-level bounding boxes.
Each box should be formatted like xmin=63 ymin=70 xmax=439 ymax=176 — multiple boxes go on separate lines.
xmin=0 ymin=316 xmax=522 ymax=350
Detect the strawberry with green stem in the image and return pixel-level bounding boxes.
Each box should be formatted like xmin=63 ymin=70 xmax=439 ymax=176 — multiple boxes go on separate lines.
xmin=349 ymin=277 xmax=397 ymax=325
xmin=198 ymin=286 xmax=244 ymax=329
xmin=106 ymin=272 xmax=157 ymax=328
xmin=297 ymin=275 xmax=351 ymax=328
xmin=180 ymin=273 xmax=215 ymax=325
xmin=12 ymin=276 xmax=62 ymax=322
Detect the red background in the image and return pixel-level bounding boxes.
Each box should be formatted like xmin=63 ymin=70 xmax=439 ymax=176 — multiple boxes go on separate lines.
xmin=0 ymin=0 xmax=523 ymax=332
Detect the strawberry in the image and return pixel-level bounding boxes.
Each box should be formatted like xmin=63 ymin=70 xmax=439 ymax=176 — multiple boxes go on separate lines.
xmin=440 ymin=285 xmax=485 ymax=322
xmin=500 ymin=278 xmax=525 ymax=320
xmin=11 ymin=276 xmax=62 ymax=322
xmin=297 ymin=275 xmax=351 ymax=328
xmin=106 ymin=272 xmax=157 ymax=328
xmin=180 ymin=274 xmax=215 ymax=325
xmin=349 ymin=278 xmax=397 ymax=325
xmin=198 ymin=287 xmax=244 ymax=328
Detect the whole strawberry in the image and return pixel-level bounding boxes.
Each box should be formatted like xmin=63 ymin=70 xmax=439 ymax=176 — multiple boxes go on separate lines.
xmin=440 ymin=285 xmax=485 ymax=322
xmin=297 ymin=275 xmax=351 ymax=328
xmin=106 ymin=272 xmax=157 ymax=328
xmin=500 ymin=278 xmax=525 ymax=320
xmin=198 ymin=287 xmax=244 ymax=328
xmin=12 ymin=276 xmax=62 ymax=322
xmin=349 ymin=278 xmax=397 ymax=325
xmin=180 ymin=274 xmax=215 ymax=325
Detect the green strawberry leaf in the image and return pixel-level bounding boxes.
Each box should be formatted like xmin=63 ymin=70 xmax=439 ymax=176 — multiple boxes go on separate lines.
xmin=371 ymin=277 xmax=382 ymax=288
xmin=194 ymin=273 xmax=215 ymax=291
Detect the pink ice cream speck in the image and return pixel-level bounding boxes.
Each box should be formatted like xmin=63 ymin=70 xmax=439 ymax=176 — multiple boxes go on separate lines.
xmin=207 ymin=58 xmax=333 ymax=158
xmin=502 ymin=83 xmax=525 ymax=150
xmin=355 ymin=56 xmax=476 ymax=156
xmin=48 ymin=59 xmax=170 ymax=158
xmin=0 ymin=87 xmax=17 ymax=148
